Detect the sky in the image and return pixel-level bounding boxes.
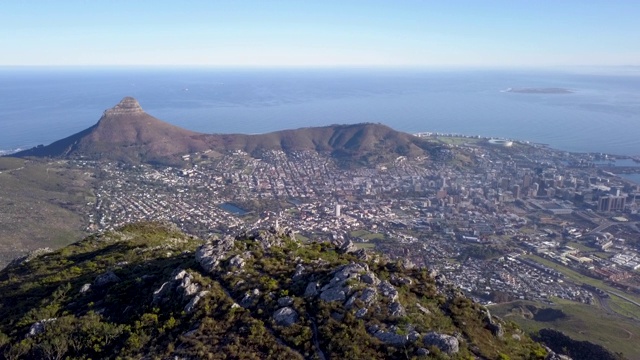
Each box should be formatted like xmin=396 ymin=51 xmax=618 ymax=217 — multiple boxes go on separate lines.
xmin=1 ymin=0 xmax=639 ymax=68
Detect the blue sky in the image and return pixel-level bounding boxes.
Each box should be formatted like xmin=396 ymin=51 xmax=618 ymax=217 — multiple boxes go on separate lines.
xmin=1 ymin=0 xmax=638 ymax=67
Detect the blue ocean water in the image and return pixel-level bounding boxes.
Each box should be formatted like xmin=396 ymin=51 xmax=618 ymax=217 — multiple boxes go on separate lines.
xmin=0 ymin=67 xmax=639 ymax=156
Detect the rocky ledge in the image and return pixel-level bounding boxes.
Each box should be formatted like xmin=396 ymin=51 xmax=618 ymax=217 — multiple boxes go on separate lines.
xmin=102 ymin=96 xmax=145 ymax=116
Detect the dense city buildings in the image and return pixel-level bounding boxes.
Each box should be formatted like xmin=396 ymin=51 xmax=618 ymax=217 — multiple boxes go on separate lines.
xmin=64 ymin=135 xmax=640 ymax=309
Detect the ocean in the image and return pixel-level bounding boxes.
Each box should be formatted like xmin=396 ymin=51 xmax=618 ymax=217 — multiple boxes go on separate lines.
xmin=0 ymin=67 xmax=639 ymax=156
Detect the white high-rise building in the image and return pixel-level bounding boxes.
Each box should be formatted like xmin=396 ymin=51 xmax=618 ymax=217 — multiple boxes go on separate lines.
xmin=335 ymin=204 xmax=341 ymax=217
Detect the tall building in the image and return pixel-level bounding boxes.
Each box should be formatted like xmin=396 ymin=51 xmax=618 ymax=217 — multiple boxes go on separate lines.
xmin=598 ymin=195 xmax=626 ymax=212
xmin=335 ymin=204 xmax=341 ymax=217
xmin=512 ymin=185 xmax=521 ymax=199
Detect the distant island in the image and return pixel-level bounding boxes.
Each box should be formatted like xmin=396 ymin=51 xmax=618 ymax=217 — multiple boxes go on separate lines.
xmin=503 ymin=87 xmax=574 ymax=94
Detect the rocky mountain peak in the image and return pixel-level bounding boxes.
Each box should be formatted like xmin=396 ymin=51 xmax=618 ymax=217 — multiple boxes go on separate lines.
xmin=102 ymin=96 xmax=144 ymax=117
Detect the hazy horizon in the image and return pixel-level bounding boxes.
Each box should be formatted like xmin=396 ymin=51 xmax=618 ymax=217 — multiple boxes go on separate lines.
xmin=2 ymin=1 xmax=639 ymax=68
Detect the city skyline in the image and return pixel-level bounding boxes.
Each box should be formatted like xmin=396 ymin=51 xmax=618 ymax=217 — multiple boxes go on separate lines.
xmin=2 ymin=0 xmax=639 ymax=68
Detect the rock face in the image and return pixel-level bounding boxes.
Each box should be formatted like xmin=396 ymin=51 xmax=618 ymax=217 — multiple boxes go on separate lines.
xmin=184 ymin=291 xmax=209 ymax=314
xmin=273 ymin=307 xmax=299 ymax=326
xmin=102 ymin=97 xmax=144 ymax=116
xmin=196 ymin=236 xmax=235 ymax=273
xmin=277 ymin=296 xmax=294 ymax=307
xmin=423 ymin=332 xmax=459 ymax=354
xmin=79 ymin=283 xmax=91 ymax=294
xmin=318 ymin=263 xmax=368 ymax=302
xmin=369 ymin=325 xmax=420 ymax=347
xmin=94 ymin=271 xmax=121 ymax=287
xmin=28 ymin=318 xmax=57 ymax=337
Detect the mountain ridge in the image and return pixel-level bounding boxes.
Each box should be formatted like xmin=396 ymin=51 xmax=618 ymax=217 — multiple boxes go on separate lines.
xmin=12 ymin=97 xmax=439 ymax=165
xmin=0 ymin=221 xmax=561 ymax=359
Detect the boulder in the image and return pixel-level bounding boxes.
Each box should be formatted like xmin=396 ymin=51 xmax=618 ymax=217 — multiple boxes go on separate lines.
xmin=337 ymin=239 xmax=357 ymax=254
xmin=304 ymin=282 xmax=318 ymax=298
xmin=277 ymin=296 xmax=294 ymax=307
xmin=360 ymin=272 xmax=380 ymax=285
xmin=79 ymin=283 xmax=91 ymax=294
xmin=378 ymin=280 xmax=399 ymax=301
xmin=293 ymin=263 xmax=305 ymax=279
xmin=229 ymin=254 xmax=245 ymax=269
xmin=240 ymin=288 xmax=261 ymax=307
xmin=423 ymin=332 xmax=459 ymax=355
xmin=94 ymin=271 xmax=121 ymax=287
xmin=416 ymin=302 xmax=431 ymax=315
xmin=416 ymin=348 xmax=430 ymax=356
xmin=487 ymin=321 xmax=504 ymax=338
xmin=355 ymin=308 xmax=368 ymax=318
xmin=360 ymin=287 xmax=377 ymax=305
xmin=319 ymin=287 xmax=346 ymax=302
xmin=181 ymin=278 xmax=200 ymax=298
xmin=273 ymin=306 xmax=299 ymax=326
xmin=389 ymin=301 xmax=406 ymax=317
xmin=390 ymin=274 xmax=412 ymax=286
xmin=374 ymin=330 xmax=408 ymax=347
xmin=27 ymin=318 xmax=57 ymax=337
xmin=373 ymin=328 xmax=420 ymax=347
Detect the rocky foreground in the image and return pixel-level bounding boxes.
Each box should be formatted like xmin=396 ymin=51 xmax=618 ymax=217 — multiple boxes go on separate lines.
xmin=0 ymin=222 xmax=559 ymax=359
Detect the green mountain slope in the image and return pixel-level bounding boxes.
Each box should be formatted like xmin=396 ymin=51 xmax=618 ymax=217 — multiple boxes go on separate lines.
xmin=0 ymin=222 xmax=551 ymax=359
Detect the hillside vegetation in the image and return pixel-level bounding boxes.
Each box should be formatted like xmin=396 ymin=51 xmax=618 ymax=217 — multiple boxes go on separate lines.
xmin=0 ymin=222 xmax=551 ymax=359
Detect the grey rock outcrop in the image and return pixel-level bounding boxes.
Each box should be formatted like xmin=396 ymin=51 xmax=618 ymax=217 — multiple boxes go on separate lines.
xmin=277 ymin=296 xmax=294 ymax=307
xmin=320 ymin=286 xmax=347 ymax=302
xmin=240 ymin=288 xmax=261 ymax=308
xmin=336 ymin=239 xmax=357 ymax=254
xmin=390 ymin=274 xmax=412 ymax=286
xmin=229 ymin=254 xmax=246 ymax=269
xmin=27 ymin=318 xmax=57 ymax=337
xmin=355 ymin=308 xmax=368 ymax=318
xmin=79 ymin=283 xmax=91 ymax=294
xmin=544 ymin=346 xmax=573 ymax=360
xmin=388 ymin=301 xmax=406 ymax=317
xmin=423 ymin=332 xmax=459 ymax=354
xmin=304 ymin=282 xmax=318 ymax=298
xmin=196 ymin=236 xmax=235 ymax=273
xmin=416 ymin=348 xmax=430 ymax=356
xmin=94 ymin=271 xmax=121 ymax=287
xmin=318 ymin=263 xmax=368 ymax=303
xmin=378 ymin=280 xmax=399 ymax=301
xmin=273 ymin=306 xmax=299 ymax=326
xmin=416 ymin=302 xmax=431 ymax=315
xmin=293 ymin=263 xmax=305 ymax=279
xmin=360 ymin=287 xmax=377 ymax=305
xmin=370 ymin=326 xmax=421 ymax=347
xmin=184 ymin=290 xmax=209 ymax=313
xmin=361 ymin=272 xmax=380 ymax=285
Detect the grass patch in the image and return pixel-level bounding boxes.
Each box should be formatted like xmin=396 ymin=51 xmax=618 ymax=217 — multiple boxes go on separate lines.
xmin=349 ymin=229 xmax=385 ymax=240
xmin=566 ymin=241 xmax=598 ymax=252
xmin=354 ymin=242 xmax=376 ymax=249
xmin=435 ymin=136 xmax=481 ymax=146
xmin=608 ymin=296 xmax=640 ymax=319
xmin=491 ymin=299 xmax=640 ymax=359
